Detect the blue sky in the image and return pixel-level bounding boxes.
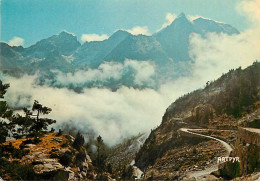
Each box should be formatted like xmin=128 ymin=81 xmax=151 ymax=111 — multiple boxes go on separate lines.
xmin=1 ymin=0 xmax=250 ymax=47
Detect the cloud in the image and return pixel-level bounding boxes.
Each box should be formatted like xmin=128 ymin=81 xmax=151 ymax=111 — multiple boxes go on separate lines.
xmin=165 ymin=13 xmax=176 ymax=23
xmin=170 ymin=0 xmax=260 ymax=96
xmin=53 ymin=62 xmax=124 ymax=85
xmin=1 ymin=59 xmax=157 ymax=146
xmin=188 ymin=0 xmax=260 ymax=80
xmin=52 ymin=59 xmax=155 ymax=87
xmin=81 ymin=34 xmax=109 ymax=42
xmin=126 ymin=26 xmax=150 ymax=36
xmin=238 ymin=0 xmax=260 ymax=29
xmin=8 ymin=37 xmax=24 ymax=46
xmin=4 ymin=74 xmax=171 ymax=146
xmin=158 ymin=13 xmax=177 ymax=31
xmin=124 ymin=59 xmax=155 ymax=85
xmin=189 ymin=32 xmax=259 ymax=79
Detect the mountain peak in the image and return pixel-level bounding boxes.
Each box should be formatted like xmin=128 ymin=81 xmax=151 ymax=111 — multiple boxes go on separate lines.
xmin=24 ymin=30 xmax=81 ymax=58
xmin=109 ymin=30 xmax=131 ymax=41
xmin=58 ymin=30 xmax=76 ymax=37
xmin=177 ymin=12 xmax=186 ymax=18
xmin=172 ymin=12 xmax=189 ymax=24
xmin=113 ymin=30 xmax=131 ymax=36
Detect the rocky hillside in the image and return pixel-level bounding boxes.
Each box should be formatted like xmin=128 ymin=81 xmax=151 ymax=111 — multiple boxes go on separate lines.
xmin=135 ymin=62 xmax=260 ymax=180
xmin=0 ymin=132 xmax=99 ymax=180
xmin=106 ymin=133 xmax=147 ymax=169
xmin=164 ymin=62 xmax=259 ymax=125
xmin=218 ymin=126 xmax=260 ymax=179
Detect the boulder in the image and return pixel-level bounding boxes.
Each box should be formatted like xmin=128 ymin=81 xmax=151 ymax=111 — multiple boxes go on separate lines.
xmin=33 ymin=159 xmax=64 ymax=174
xmin=68 ymin=172 xmax=75 ymax=181
xmin=24 ymin=144 xmax=36 ymax=149
xmin=82 ymin=161 xmax=89 ymax=170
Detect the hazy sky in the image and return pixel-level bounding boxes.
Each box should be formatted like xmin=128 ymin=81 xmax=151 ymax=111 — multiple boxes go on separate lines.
xmin=1 ymin=0 xmax=250 ymax=47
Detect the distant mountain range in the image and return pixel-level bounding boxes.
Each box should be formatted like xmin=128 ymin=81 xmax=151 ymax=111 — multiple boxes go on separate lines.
xmin=0 ymin=13 xmax=239 ymax=87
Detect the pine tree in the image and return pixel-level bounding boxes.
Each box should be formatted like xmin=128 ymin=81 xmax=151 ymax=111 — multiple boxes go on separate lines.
xmin=0 ymin=80 xmax=56 ymax=142
xmin=72 ymin=131 xmax=85 ymax=150
xmin=95 ymin=135 xmax=107 ymax=174
xmin=11 ymin=101 xmax=56 ymax=139
xmin=25 ymin=100 xmax=56 ymax=138
xmin=0 ymin=80 xmax=11 ymax=144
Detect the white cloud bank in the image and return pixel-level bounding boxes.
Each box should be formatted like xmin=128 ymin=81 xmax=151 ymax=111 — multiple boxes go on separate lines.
xmin=125 ymin=60 xmax=155 ymax=85
xmin=81 ymin=34 xmax=109 ymax=42
xmin=189 ymin=0 xmax=260 ymax=81
xmin=164 ymin=0 xmax=260 ymax=97
xmin=238 ymin=0 xmax=260 ymax=29
xmin=4 ymin=74 xmax=172 ymax=146
xmin=52 ymin=59 xmax=155 ymax=87
xmin=8 ymin=37 xmax=24 ymax=46
xmin=158 ymin=13 xmax=177 ymax=31
xmin=126 ymin=26 xmax=150 ymax=36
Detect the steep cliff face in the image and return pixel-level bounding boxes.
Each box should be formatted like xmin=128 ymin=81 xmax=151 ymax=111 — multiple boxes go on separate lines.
xmin=0 ymin=133 xmax=97 ymax=180
xmin=135 ymin=62 xmax=260 ymax=177
xmin=219 ymin=126 xmax=260 ymax=179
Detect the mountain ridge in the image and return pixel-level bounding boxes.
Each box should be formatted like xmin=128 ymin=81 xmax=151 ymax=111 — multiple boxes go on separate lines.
xmin=0 ymin=13 xmax=240 ymax=82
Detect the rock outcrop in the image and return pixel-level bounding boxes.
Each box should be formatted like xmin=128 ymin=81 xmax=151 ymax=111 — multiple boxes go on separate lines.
xmin=1 ymin=133 xmax=96 ymax=180
xmin=218 ymin=127 xmax=260 ymax=179
xmin=33 ymin=159 xmax=64 ymax=174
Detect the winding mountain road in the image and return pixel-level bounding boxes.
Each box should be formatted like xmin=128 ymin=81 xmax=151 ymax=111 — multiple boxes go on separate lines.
xmin=180 ymin=128 xmax=233 ymax=153
xmin=179 ymin=128 xmax=233 ymax=179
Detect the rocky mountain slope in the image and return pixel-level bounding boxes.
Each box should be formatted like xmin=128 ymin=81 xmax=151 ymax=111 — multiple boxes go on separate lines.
xmin=134 ymin=62 xmax=260 ymax=180
xmin=106 ymin=133 xmax=147 ymax=170
xmin=24 ymin=31 xmax=81 ymax=58
xmin=73 ymin=30 xmax=131 ymax=68
xmin=0 ymin=132 xmax=99 ymax=180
